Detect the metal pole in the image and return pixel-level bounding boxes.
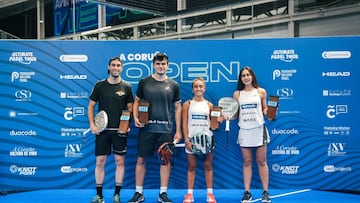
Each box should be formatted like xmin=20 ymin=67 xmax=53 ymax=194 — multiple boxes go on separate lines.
xmin=37 ymin=0 xmax=45 ymax=39
xmin=73 ymin=0 xmax=76 ymax=36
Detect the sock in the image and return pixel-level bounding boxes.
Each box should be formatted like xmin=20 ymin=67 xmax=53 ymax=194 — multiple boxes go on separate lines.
xmin=160 ymin=186 xmax=167 ymax=194
xmin=96 ymin=184 xmax=103 ymax=198
xmin=187 ymin=189 xmax=193 ymax=195
xmin=114 ymin=183 xmax=122 ymax=195
xmin=207 ymin=188 xmax=213 ymax=194
xmin=136 ymin=186 xmax=143 ymax=194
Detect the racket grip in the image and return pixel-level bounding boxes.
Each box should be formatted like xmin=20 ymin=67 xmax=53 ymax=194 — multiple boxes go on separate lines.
xmin=175 ymin=143 xmax=185 ymax=147
xmin=83 ymin=128 xmax=90 ymax=135
xmin=225 ymin=120 xmax=230 ymax=132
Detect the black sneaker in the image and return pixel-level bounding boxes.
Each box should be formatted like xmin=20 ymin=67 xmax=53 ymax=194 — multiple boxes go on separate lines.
xmin=158 ymin=192 xmax=172 ymax=203
xmin=241 ymin=191 xmax=252 ymax=203
xmin=128 ymin=192 xmax=145 ymax=203
xmin=262 ymin=191 xmax=271 ymax=202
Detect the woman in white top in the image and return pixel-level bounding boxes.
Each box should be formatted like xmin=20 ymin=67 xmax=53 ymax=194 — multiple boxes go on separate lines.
xmin=233 ymin=66 xmax=271 ymax=203
xmin=182 ymin=77 xmax=220 ymax=203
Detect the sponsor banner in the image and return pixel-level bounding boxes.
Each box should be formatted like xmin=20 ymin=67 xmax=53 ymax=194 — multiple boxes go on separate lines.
xmin=0 ymin=37 xmax=359 ymax=191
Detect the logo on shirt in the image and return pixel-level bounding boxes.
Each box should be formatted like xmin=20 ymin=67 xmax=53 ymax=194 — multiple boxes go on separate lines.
xmin=115 ymin=90 xmax=125 ymax=96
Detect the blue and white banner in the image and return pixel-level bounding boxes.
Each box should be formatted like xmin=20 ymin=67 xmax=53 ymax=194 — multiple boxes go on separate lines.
xmin=0 ymin=37 xmax=359 ymax=191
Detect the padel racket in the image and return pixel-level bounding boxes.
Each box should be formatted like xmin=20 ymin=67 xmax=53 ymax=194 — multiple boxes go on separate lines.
xmin=83 ymin=110 xmax=119 ymax=136
xmin=218 ymin=97 xmax=239 ymax=149
xmin=172 ymin=139 xmax=186 ymax=168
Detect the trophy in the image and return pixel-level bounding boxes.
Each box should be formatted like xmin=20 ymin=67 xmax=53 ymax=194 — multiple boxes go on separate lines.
xmin=138 ymin=100 xmax=150 ymax=124
xmin=267 ymin=95 xmax=279 ymax=121
xmin=118 ymin=110 xmax=131 ymax=135
xmin=210 ymin=106 xmax=222 ymax=130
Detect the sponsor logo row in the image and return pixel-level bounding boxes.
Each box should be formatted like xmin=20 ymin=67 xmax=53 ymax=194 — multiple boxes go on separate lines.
xmin=8 ymin=163 xmax=351 ymax=176
xmin=14 ymin=89 xmax=89 ymax=102
xmin=271 ymin=127 xmax=350 ymax=136
xmin=9 ymin=165 xmax=88 ymax=176
xmin=8 ymin=106 xmax=87 ymax=120
xmin=9 ymin=142 xmax=346 ymax=158
xmin=8 ymin=50 xmax=351 ymax=65
xmin=7 ymin=125 xmax=351 ymax=138
xmin=271 ymin=164 xmax=352 ymax=175
xmin=271 ymin=143 xmax=347 ymax=156
xmin=11 ymin=71 xmax=89 ymax=83
xmin=8 ymin=143 xmax=85 ymax=158
xmin=8 ymin=100 xmax=352 ymax=121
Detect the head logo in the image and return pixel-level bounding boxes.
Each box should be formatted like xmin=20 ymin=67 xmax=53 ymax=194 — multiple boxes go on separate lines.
xmin=60 ymin=74 xmax=87 ymax=80
xmin=322 ymin=72 xmax=350 ymax=77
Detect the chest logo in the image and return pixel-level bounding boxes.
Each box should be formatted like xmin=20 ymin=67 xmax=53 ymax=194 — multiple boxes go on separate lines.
xmin=115 ymin=90 xmax=125 ymax=96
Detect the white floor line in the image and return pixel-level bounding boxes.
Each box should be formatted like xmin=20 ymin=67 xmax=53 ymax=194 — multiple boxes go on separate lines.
xmin=249 ymin=189 xmax=312 ymax=202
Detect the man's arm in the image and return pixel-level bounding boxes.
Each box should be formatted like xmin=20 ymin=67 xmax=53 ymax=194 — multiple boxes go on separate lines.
xmin=87 ymin=100 xmax=98 ymax=134
xmin=132 ymin=97 xmax=142 ymax=127
xmin=173 ymin=101 xmax=182 ymax=142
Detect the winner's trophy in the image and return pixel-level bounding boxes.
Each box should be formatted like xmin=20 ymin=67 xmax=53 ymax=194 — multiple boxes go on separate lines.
xmin=267 ymin=95 xmax=279 ymax=121
xmin=118 ymin=110 xmax=131 ymax=135
xmin=210 ymin=106 xmax=222 ymax=130
xmin=138 ymin=100 xmax=150 ymax=124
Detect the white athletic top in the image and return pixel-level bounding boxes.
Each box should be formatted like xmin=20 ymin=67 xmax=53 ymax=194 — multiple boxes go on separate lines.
xmin=187 ymin=99 xmax=213 ymax=138
xmin=237 ymin=88 xmax=269 ymax=147
xmin=237 ymin=88 xmax=265 ymax=129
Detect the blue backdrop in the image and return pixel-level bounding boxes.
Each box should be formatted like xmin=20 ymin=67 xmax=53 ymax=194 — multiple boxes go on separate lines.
xmin=0 ymin=37 xmax=359 ymax=191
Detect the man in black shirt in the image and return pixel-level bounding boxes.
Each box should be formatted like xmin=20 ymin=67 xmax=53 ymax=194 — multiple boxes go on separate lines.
xmin=128 ymin=53 xmax=182 ymax=203
xmin=88 ymin=57 xmax=134 ymax=203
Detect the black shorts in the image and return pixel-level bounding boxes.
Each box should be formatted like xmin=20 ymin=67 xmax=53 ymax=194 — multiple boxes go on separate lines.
xmin=95 ymin=131 xmax=127 ymax=156
xmin=137 ymin=131 xmax=172 ymax=158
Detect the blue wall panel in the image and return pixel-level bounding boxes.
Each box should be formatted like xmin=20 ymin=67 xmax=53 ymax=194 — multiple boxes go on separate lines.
xmin=0 ymin=37 xmax=359 ymax=191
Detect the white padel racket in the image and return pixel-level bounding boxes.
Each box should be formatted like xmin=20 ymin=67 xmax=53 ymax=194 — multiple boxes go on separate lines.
xmin=218 ymin=97 xmax=239 ymax=149
xmin=83 ymin=110 xmax=119 ymax=135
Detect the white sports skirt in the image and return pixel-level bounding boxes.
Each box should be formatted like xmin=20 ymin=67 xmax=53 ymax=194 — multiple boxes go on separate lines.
xmin=237 ymin=125 xmax=270 ymax=147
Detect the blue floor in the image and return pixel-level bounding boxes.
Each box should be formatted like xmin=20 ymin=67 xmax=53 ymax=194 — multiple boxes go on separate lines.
xmin=1 ymin=189 xmax=359 ymax=203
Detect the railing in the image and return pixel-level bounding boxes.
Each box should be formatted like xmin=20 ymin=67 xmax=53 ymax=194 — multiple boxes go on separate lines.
xmin=50 ymin=0 xmax=290 ymax=40
xmin=0 ymin=29 xmax=20 ymax=39
xmin=1 ymin=0 xmax=359 ymax=40
xmin=45 ymin=0 xmax=360 ymax=40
